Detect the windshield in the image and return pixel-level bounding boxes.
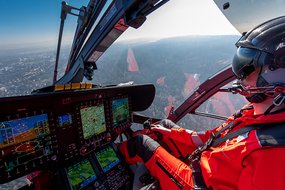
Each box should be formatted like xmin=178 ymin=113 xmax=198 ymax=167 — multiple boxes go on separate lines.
xmin=91 ymin=0 xmax=243 ymax=127
xmin=0 ymin=1 xmax=243 ymax=111
xmin=214 ymin=0 xmax=285 ymax=34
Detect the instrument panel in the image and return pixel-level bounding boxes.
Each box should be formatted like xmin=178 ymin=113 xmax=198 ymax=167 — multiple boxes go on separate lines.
xmin=63 ymin=143 xmax=132 ymax=190
xmin=0 ymin=84 xmax=155 ymax=184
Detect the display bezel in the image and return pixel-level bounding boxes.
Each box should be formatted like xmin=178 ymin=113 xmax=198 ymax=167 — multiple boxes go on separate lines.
xmin=0 ymin=110 xmax=56 ymax=177
xmin=111 ymin=96 xmax=132 ymax=129
xmin=75 ymin=100 xmax=108 ymax=143
xmin=66 ymin=158 xmax=97 ymax=190
xmin=57 ymin=113 xmax=73 ymax=128
xmin=78 ymin=101 xmax=107 ymax=141
xmin=94 ymin=145 xmax=121 ymax=173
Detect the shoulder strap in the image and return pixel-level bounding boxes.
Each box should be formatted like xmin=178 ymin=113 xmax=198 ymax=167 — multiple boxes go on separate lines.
xmin=188 ymin=122 xmax=284 ymax=161
xmin=212 ymin=122 xmax=285 ymax=147
xmin=257 ymin=122 xmax=285 ymax=147
xmin=211 ymin=124 xmax=260 ymax=147
xmin=188 ymin=121 xmax=285 ymax=190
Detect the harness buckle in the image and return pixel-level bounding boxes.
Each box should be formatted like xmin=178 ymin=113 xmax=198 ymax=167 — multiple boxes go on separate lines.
xmin=273 ymin=93 xmax=285 ymax=106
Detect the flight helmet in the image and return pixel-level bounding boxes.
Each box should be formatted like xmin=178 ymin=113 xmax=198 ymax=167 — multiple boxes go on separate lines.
xmin=232 ymin=16 xmax=285 ymax=103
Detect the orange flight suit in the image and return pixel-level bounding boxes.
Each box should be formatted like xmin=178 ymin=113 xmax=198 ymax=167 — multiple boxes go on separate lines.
xmin=120 ymin=107 xmax=285 ymax=189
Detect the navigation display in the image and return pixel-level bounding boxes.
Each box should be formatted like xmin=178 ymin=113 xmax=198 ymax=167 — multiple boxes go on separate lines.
xmin=0 ymin=114 xmax=53 ymax=172
xmin=58 ymin=114 xmax=72 ymax=127
xmin=80 ymin=104 xmax=106 ymax=139
xmin=112 ymin=98 xmax=129 ymax=127
xmin=67 ymin=159 xmax=97 ymax=190
xmin=95 ymin=146 xmax=120 ymax=173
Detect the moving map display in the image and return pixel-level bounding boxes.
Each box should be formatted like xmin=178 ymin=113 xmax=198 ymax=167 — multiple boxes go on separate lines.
xmin=0 ymin=114 xmax=53 ymax=172
xmin=67 ymin=159 xmax=97 ymax=190
xmin=80 ymin=104 xmax=106 ymax=139
xmin=58 ymin=114 xmax=73 ymax=127
xmin=95 ymin=146 xmax=120 ymax=173
xmin=112 ymin=98 xmax=129 ymax=127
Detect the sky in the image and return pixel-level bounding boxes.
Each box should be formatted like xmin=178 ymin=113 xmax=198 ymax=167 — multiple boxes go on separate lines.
xmin=0 ymin=0 xmax=86 ymax=48
xmin=119 ymin=0 xmax=240 ymax=41
xmin=0 ymin=0 xmax=240 ymax=49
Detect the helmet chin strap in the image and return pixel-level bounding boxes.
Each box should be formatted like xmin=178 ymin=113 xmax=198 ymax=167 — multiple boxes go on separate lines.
xmin=245 ymin=93 xmax=267 ymax=103
xmin=264 ymin=104 xmax=276 ymax=115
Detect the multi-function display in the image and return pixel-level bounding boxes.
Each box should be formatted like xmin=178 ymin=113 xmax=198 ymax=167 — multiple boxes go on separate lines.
xmin=112 ymin=98 xmax=130 ymax=128
xmin=80 ymin=104 xmax=106 ymax=139
xmin=58 ymin=114 xmax=73 ymax=128
xmin=66 ymin=158 xmax=97 ymax=190
xmin=95 ymin=146 xmax=120 ymax=173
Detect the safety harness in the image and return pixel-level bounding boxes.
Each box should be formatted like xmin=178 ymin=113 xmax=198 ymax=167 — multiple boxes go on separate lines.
xmin=187 ymin=110 xmax=285 ymax=190
xmin=188 ymin=121 xmax=239 ymax=190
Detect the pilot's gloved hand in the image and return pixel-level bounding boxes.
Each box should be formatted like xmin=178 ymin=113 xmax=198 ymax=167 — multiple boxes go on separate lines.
xmin=158 ymin=119 xmax=180 ymax=129
xmin=150 ymin=124 xmax=171 ymax=138
xmin=150 ymin=119 xmax=180 ymax=137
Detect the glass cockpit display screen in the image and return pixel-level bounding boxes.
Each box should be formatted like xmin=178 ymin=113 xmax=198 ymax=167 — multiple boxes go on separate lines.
xmin=95 ymin=146 xmax=120 ymax=173
xmin=80 ymin=104 xmax=106 ymax=139
xmin=0 ymin=114 xmax=50 ymax=149
xmin=0 ymin=114 xmax=53 ymax=172
xmin=112 ymin=98 xmax=129 ymax=127
xmin=58 ymin=114 xmax=72 ymax=127
xmin=67 ymin=158 xmax=97 ymax=190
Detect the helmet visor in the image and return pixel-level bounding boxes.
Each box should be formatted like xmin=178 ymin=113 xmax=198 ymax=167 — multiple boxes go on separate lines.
xmin=232 ymin=47 xmax=259 ymax=80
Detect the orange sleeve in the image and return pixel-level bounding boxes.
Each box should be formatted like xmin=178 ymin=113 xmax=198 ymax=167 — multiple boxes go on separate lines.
xmin=166 ymin=128 xmax=217 ymax=157
xmin=169 ymin=127 xmax=220 ymax=146
xmin=166 ymin=118 xmax=233 ymax=157
xmin=238 ymin=148 xmax=285 ymax=189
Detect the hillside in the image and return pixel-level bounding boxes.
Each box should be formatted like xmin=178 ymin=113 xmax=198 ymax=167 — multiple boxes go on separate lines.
xmin=91 ymin=35 xmax=240 ymax=128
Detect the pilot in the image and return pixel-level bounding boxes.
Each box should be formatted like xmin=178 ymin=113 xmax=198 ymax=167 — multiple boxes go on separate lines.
xmin=118 ymin=16 xmax=285 ymax=190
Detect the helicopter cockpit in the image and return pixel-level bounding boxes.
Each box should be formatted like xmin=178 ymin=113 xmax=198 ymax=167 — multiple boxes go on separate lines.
xmin=0 ymin=0 xmax=284 ymax=189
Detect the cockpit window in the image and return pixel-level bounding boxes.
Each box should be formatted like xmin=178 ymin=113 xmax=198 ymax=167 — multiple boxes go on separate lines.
xmin=93 ymin=36 xmax=240 ymax=121
xmin=191 ymin=82 xmax=247 ymax=130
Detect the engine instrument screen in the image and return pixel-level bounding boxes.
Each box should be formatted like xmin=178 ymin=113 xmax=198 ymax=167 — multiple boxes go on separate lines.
xmin=67 ymin=158 xmax=97 ymax=190
xmin=58 ymin=114 xmax=73 ymax=127
xmin=95 ymin=146 xmax=120 ymax=173
xmin=80 ymin=104 xmax=106 ymax=139
xmin=0 ymin=114 xmax=53 ymax=171
xmin=112 ymin=98 xmax=129 ymax=128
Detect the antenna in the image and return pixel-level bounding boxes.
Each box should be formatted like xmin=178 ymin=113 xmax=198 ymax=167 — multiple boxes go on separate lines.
xmin=53 ymin=1 xmax=81 ymax=84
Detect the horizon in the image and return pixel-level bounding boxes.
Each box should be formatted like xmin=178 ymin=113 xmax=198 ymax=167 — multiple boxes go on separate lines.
xmin=0 ymin=34 xmax=240 ymax=52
